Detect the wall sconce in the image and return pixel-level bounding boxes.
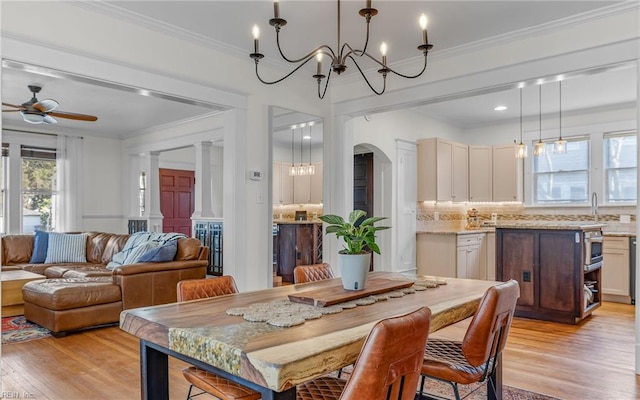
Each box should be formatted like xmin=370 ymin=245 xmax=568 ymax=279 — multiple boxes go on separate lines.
xmin=139 ymin=171 xmax=147 ymax=217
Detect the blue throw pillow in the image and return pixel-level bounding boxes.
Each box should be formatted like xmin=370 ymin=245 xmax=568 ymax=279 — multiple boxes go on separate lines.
xmin=29 ymin=230 xmax=49 ymax=263
xmin=138 ymin=240 xmax=178 ymax=263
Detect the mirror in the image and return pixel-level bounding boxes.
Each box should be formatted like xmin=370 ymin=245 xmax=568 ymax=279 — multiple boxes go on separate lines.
xmin=270 ymin=107 xmax=323 ymax=285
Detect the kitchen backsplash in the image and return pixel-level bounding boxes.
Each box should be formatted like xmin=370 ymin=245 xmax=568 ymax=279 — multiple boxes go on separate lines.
xmin=273 ymin=204 xmax=323 ymax=220
xmin=416 ymin=202 xmax=636 ymax=233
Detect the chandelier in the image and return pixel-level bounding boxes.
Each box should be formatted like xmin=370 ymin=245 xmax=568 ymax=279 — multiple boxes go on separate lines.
xmin=250 ymin=0 xmax=433 ymax=99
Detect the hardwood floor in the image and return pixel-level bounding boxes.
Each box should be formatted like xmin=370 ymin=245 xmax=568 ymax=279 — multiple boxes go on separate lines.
xmin=1 ymin=302 xmax=638 ymax=399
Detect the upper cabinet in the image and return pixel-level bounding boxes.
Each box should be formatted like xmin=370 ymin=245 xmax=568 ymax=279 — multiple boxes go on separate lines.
xmin=417 ymin=138 xmax=468 ymax=202
xmin=418 ymin=139 xmax=521 ymax=203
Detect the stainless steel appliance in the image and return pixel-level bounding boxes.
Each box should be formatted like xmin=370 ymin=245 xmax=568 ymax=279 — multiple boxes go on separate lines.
xmin=584 ymin=230 xmax=603 ymax=270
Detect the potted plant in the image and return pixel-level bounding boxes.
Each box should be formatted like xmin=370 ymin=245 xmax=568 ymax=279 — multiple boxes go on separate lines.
xmin=318 ymin=209 xmax=390 ymax=290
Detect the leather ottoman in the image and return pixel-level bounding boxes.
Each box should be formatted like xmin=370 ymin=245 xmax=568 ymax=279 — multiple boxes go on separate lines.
xmin=22 ymin=277 xmax=123 ymax=337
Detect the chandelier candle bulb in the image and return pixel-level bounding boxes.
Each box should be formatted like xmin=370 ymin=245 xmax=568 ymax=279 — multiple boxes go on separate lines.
xmin=273 ymin=0 xmax=280 ymax=19
xmin=420 ymin=14 xmax=428 ymax=44
xmin=316 ymin=53 xmax=322 ymax=76
xmin=380 ymin=42 xmax=387 ymax=66
xmin=252 ymin=25 xmax=260 ymax=53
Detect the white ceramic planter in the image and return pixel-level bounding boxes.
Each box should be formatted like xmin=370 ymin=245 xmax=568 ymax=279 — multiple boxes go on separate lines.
xmin=338 ymin=252 xmax=371 ymax=291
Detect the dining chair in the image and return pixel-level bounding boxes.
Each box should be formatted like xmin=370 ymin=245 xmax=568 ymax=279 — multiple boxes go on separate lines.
xmin=296 ymin=306 xmax=432 ymax=400
xmin=177 ymin=276 xmax=261 ymax=400
xmin=418 ymin=279 xmax=520 ymax=400
xmin=293 ymin=263 xmax=334 ymax=284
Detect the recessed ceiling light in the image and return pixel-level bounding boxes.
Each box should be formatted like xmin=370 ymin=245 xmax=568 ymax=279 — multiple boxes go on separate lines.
xmin=494 ymin=105 xmax=507 ymax=111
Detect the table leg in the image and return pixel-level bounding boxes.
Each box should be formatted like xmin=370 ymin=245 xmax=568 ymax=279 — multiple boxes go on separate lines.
xmin=140 ymin=340 xmax=169 ymax=400
xmin=487 ymin=353 xmax=503 ymax=400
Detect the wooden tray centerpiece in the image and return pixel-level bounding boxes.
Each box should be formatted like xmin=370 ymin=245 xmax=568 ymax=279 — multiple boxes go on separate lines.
xmin=288 ymin=277 xmax=415 ymax=307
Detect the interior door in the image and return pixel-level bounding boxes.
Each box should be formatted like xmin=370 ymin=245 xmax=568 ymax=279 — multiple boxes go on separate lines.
xmin=354 ymin=153 xmax=374 ymax=270
xmin=160 ymin=168 xmax=194 ymax=236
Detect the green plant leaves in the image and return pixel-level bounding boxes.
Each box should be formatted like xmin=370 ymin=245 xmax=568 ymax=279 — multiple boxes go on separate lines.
xmin=318 ymin=209 xmax=390 ymax=255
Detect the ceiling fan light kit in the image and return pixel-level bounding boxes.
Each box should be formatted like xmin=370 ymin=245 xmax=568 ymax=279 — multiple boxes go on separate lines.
xmin=2 ymin=85 xmax=98 ymax=125
xmin=250 ymin=0 xmax=433 ymax=99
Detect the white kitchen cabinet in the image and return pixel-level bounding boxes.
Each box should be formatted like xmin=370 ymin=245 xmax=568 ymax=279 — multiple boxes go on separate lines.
xmin=309 ymin=163 xmax=323 ymax=204
xmin=457 ymin=234 xmax=486 ymax=279
xmin=602 ymin=236 xmax=630 ymax=303
xmin=417 ymin=138 xmax=468 ymax=202
xmin=417 ymin=232 xmax=487 ymax=279
xmin=416 ymin=233 xmax=456 ymax=277
xmin=469 ymin=145 xmax=492 ymax=202
xmin=492 ymin=144 xmax=522 ymax=202
xmin=273 ymin=162 xmax=293 ymax=205
xmin=486 ymin=232 xmax=496 ymax=280
xmin=293 ymin=173 xmax=311 ymax=204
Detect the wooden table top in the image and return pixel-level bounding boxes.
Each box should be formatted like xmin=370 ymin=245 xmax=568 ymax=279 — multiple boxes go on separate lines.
xmin=120 ymin=272 xmax=498 ymax=392
xmin=1 ymin=270 xmax=47 ymax=282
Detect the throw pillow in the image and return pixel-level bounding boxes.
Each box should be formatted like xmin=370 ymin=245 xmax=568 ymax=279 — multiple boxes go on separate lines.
xmin=138 ymin=240 xmax=178 ymax=263
xmin=44 ymin=233 xmax=87 ymax=263
xmin=29 ymin=230 xmax=49 ymax=263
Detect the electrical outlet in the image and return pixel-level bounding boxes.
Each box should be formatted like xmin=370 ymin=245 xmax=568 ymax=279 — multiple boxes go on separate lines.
xmin=523 ymin=271 xmax=531 ymax=282
xmin=620 ymin=215 xmax=631 ymax=224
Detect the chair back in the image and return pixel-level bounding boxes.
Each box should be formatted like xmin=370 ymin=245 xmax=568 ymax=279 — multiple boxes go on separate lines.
xmin=293 ymin=263 xmax=334 ymax=284
xmin=177 ymin=276 xmax=238 ymax=301
xmin=461 ymin=280 xmax=520 ymax=367
xmin=340 ymin=307 xmax=431 ymax=400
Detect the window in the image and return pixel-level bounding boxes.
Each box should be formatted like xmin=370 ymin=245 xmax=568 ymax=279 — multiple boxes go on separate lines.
xmin=604 ymin=132 xmax=637 ymax=202
xmin=533 ymin=138 xmax=590 ymax=204
xmin=21 ymin=146 xmax=57 ymax=233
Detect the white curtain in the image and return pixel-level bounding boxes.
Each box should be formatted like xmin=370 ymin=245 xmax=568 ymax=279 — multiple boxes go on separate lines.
xmin=54 ymin=135 xmax=83 ymax=232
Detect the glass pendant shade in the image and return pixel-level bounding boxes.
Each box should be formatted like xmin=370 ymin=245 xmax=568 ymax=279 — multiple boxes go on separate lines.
xmin=533 ymin=85 xmax=545 ymax=157
xmin=515 ymin=142 xmax=528 ymax=159
xmin=533 ymin=141 xmax=546 ymax=156
xmin=554 ymin=138 xmax=567 ymax=154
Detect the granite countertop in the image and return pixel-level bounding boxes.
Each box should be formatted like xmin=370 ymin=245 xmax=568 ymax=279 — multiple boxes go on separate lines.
xmin=603 ymin=231 xmax=636 ymax=237
xmin=495 ymin=221 xmax=606 ymax=230
xmin=417 ymin=227 xmax=496 ymax=235
xmin=274 ymin=219 xmax=322 ymax=224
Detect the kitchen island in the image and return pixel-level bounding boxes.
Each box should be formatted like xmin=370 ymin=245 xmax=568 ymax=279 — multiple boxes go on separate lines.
xmin=496 ymin=222 xmax=604 ymax=324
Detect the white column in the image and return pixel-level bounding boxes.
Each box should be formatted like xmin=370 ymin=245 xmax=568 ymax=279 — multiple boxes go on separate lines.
xmin=223 ymin=108 xmax=246 ymax=287
xmin=146 ymin=151 xmax=163 ymax=232
xmin=129 ymin=154 xmax=143 ymax=218
xmin=635 ymin=31 xmax=640 ymax=375
xmin=192 ymin=142 xmax=215 ymax=219
xmin=7 ymin=143 xmax=21 ymax=233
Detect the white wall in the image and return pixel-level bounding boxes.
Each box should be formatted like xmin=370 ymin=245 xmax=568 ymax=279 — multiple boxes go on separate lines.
xmin=82 ymin=136 xmax=124 ymax=232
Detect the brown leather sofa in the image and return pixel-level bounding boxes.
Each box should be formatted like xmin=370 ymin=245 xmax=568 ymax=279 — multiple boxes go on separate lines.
xmin=1 ymin=232 xmax=208 ymax=336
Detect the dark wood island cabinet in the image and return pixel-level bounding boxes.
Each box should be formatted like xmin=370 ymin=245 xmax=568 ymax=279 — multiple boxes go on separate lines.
xmin=496 ymin=223 xmax=604 ymax=324
xmin=276 ymin=222 xmax=323 ymax=283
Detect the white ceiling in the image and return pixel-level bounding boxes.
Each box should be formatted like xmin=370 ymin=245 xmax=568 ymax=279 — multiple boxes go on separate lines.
xmin=2 ymin=1 xmax=633 ymax=138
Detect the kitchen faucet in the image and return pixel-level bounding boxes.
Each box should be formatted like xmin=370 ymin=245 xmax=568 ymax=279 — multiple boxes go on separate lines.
xmin=591 ymin=192 xmax=598 ymax=222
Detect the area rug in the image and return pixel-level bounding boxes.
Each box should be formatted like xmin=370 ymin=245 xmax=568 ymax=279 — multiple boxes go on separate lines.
xmin=2 ymin=315 xmax=51 ymax=344
xmin=336 ymin=367 xmax=560 ymax=400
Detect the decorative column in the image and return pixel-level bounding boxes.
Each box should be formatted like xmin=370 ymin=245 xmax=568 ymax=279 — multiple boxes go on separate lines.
xmin=146 ymin=151 xmax=163 ymax=232
xmin=191 ymin=142 xmax=215 ymax=219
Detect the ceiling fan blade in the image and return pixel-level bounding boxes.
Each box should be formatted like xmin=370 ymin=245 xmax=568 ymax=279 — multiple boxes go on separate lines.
xmin=48 ymin=110 xmax=98 ymax=122
xmin=2 ymin=102 xmax=25 ymax=109
xmin=43 ymin=115 xmax=58 ymax=124
xmin=34 ymin=99 xmax=60 ymax=113
xmin=2 ymin=109 xmax=22 ymax=112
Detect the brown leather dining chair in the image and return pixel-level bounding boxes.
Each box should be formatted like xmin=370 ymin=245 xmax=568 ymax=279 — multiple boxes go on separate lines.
xmin=177 ymin=276 xmax=261 ymax=400
xmin=296 ymin=306 xmax=432 ymax=400
xmin=418 ymin=280 xmax=520 ymax=400
xmin=293 ymin=263 xmax=334 ymax=284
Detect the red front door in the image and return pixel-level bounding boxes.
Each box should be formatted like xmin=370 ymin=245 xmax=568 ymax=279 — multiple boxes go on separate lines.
xmin=160 ymin=168 xmax=194 ymax=236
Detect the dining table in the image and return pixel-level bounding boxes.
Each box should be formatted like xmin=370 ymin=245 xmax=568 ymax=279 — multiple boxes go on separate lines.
xmin=119 ymin=272 xmax=503 ymax=400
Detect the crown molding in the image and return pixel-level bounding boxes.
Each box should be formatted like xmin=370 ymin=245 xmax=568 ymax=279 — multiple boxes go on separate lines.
xmin=126 ymin=110 xmax=223 ymax=138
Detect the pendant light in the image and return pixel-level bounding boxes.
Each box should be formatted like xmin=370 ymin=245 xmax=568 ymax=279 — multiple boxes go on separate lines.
xmin=289 ymin=125 xmax=297 ymax=176
xmin=297 ymin=124 xmax=306 ymax=175
xmin=533 ymin=84 xmax=546 ymax=156
xmin=515 ymin=87 xmax=527 ymax=159
xmin=553 ymin=80 xmax=567 ymax=154
xmin=307 ymin=122 xmax=316 ymax=175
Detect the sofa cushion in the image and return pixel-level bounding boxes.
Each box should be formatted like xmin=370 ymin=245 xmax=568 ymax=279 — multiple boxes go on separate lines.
xmin=138 ymin=240 xmax=178 ymax=263
xmin=1 ymin=235 xmax=34 ymax=265
xmin=29 ymin=231 xmax=49 ymax=264
xmin=86 ymin=232 xmax=130 ymax=264
xmin=22 ymin=277 xmax=121 ymax=311
xmin=45 ymin=233 xmax=87 ymax=263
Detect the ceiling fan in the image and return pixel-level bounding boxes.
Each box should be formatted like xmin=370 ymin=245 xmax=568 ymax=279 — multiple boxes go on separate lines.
xmin=2 ymin=85 xmax=98 ymax=124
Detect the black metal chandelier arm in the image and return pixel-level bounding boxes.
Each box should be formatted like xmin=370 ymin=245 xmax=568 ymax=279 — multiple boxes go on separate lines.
xmin=340 ymin=19 xmax=372 ymax=59
xmin=275 ymin=30 xmax=336 ymax=63
xmin=347 ymin=55 xmax=386 ymax=96
xmin=317 ymin=69 xmax=332 ymax=100
xmin=254 ymin=55 xmax=316 ymax=85
xmin=386 ymin=54 xmax=429 ymax=79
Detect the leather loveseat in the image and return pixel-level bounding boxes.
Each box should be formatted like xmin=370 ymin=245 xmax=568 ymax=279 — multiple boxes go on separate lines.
xmin=1 ymin=231 xmax=208 ymax=336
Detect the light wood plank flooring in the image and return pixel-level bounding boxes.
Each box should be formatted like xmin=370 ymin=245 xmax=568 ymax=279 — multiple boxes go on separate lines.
xmin=1 ymin=302 xmax=638 ymax=399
